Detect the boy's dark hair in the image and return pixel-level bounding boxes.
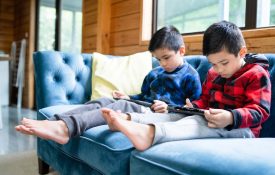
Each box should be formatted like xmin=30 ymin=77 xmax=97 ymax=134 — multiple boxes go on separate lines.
xmin=148 ymin=26 xmax=184 ymax=52
xmin=203 ymin=20 xmax=245 ymax=56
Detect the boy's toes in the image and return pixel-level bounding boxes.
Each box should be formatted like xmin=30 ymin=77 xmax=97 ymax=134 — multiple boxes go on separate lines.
xmin=15 ymin=125 xmax=34 ymax=135
xmin=15 ymin=125 xmax=21 ymax=131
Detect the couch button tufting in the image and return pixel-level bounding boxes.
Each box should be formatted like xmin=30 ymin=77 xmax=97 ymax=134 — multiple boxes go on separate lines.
xmin=67 ymin=94 xmax=72 ymax=100
xmin=75 ymin=76 xmax=80 ymax=81
xmin=53 ymin=75 xmax=61 ymax=82
xmin=63 ymin=58 xmax=68 ymax=64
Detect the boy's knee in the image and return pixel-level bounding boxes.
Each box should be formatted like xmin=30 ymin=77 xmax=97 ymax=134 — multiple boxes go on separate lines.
xmin=113 ymin=100 xmax=128 ymax=107
xmin=112 ymin=100 xmax=143 ymax=113
xmin=88 ymin=97 xmax=115 ymax=107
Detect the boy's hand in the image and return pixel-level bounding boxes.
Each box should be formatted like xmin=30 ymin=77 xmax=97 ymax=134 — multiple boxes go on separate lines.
xmin=204 ymin=108 xmax=233 ymax=128
xmin=151 ymin=100 xmax=168 ymax=113
xmin=184 ymin=98 xmax=193 ymax=108
xmin=112 ymin=91 xmax=130 ymax=99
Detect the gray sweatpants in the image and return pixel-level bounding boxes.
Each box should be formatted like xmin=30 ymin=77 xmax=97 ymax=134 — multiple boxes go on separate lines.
xmin=51 ymin=97 xmax=148 ymax=138
xmin=129 ymin=112 xmax=255 ymax=145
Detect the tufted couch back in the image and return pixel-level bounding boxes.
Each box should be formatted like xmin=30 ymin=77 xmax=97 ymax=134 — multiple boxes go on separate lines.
xmin=33 ymin=51 xmax=275 ymax=137
xmin=33 ymin=51 xmax=93 ymax=109
xmin=260 ymin=54 xmax=275 ymax=137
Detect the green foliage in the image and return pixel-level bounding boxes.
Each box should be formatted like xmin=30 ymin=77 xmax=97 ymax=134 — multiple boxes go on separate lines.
xmin=38 ymin=6 xmax=56 ymax=51
xmin=38 ymin=5 xmax=82 ymax=53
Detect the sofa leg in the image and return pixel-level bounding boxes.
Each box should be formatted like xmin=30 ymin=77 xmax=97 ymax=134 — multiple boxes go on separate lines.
xmin=38 ymin=158 xmax=50 ymax=174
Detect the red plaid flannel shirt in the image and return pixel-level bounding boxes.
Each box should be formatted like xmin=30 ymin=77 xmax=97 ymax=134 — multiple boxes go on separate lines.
xmin=193 ymin=54 xmax=271 ymax=137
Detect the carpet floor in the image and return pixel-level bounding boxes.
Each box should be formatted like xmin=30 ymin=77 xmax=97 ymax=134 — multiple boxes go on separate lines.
xmin=0 ymin=150 xmax=58 ymax=175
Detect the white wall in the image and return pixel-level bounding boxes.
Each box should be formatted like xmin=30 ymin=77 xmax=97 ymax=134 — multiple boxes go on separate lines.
xmin=0 ymin=61 xmax=9 ymax=106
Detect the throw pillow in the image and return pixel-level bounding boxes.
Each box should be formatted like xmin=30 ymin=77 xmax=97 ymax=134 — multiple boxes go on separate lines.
xmin=91 ymin=51 xmax=152 ymax=100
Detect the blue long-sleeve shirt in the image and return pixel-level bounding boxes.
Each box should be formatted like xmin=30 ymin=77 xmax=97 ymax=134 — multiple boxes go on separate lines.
xmin=130 ymin=62 xmax=202 ymax=106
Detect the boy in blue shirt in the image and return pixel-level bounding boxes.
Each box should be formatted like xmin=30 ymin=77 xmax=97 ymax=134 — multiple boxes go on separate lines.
xmin=15 ymin=26 xmax=202 ymax=145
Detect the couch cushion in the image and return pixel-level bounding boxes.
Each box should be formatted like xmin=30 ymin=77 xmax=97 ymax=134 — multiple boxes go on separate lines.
xmin=39 ymin=105 xmax=134 ymax=175
xmin=130 ymin=138 xmax=275 ymax=175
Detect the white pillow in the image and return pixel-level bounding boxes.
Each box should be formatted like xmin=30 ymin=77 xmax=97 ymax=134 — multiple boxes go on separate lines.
xmin=91 ymin=51 xmax=152 ymax=100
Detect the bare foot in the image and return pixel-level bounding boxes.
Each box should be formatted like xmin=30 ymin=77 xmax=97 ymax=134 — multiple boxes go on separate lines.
xmin=101 ymin=108 xmax=155 ymax=151
xmin=15 ymin=118 xmax=69 ymax=145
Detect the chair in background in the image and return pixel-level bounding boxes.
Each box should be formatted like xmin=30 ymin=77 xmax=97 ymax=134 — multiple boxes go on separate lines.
xmin=10 ymin=39 xmax=26 ymax=109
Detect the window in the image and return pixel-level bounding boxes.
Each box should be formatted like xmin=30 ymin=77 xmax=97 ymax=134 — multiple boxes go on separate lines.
xmin=257 ymin=0 xmax=275 ymax=27
xmin=37 ymin=1 xmax=56 ymax=51
xmin=36 ymin=0 xmax=82 ymax=53
xmin=60 ymin=0 xmax=82 ymax=53
xmin=154 ymin=0 xmax=275 ymax=34
xmin=141 ymin=0 xmax=153 ymax=42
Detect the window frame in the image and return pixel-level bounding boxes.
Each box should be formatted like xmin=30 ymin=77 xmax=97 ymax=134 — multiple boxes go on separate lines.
xmin=152 ymin=0 xmax=275 ymax=35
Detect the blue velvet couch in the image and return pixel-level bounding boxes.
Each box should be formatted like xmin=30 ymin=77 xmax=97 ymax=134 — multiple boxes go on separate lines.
xmin=34 ymin=51 xmax=275 ymax=175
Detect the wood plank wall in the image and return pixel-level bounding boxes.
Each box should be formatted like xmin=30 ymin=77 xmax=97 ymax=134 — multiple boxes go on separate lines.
xmin=82 ymin=0 xmax=275 ymax=55
xmin=13 ymin=0 xmax=35 ymax=108
xmin=0 ymin=0 xmax=15 ymax=54
xmin=82 ymin=0 xmax=97 ymax=53
xmin=82 ymin=0 xmax=148 ymax=55
xmin=0 ymin=0 xmax=35 ymax=108
xmin=109 ymin=0 xmax=147 ymax=55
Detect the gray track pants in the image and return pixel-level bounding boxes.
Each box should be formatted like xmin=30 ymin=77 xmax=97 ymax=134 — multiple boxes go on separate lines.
xmin=51 ymin=97 xmax=147 ymax=138
xmin=129 ymin=112 xmax=255 ymax=145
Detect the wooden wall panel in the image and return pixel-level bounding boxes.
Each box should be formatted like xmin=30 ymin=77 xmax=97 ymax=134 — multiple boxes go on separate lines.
xmin=110 ymin=45 xmax=148 ymax=55
xmin=109 ymin=0 xmax=145 ymax=55
xmin=246 ymin=37 xmax=275 ymax=53
xmin=82 ymin=0 xmax=97 ymax=53
xmin=243 ymin=29 xmax=275 ymax=53
xmin=111 ymin=0 xmax=124 ymax=4
xmin=0 ymin=0 xmax=35 ymax=108
xmin=243 ymin=28 xmax=275 ymax=38
xmin=10 ymin=0 xmax=35 ymax=108
xmin=96 ymin=0 xmax=111 ymax=54
xmin=110 ymin=29 xmax=139 ymax=47
xmin=0 ymin=0 xmax=15 ymax=53
xmin=82 ymin=0 xmax=145 ymax=55
xmin=85 ymin=11 xmax=97 ymax=24
xmin=111 ymin=0 xmax=139 ymax=18
xmin=83 ymin=23 xmax=97 ymax=37
xmin=111 ymin=13 xmax=139 ymax=32
xmin=83 ymin=36 xmax=96 ymax=50
xmin=84 ymin=0 xmax=97 ymax=12
xmin=185 ymin=42 xmax=203 ymax=55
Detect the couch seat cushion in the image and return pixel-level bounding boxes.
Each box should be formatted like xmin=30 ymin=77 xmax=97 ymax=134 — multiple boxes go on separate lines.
xmin=39 ymin=105 xmax=134 ymax=175
xmin=130 ymin=138 xmax=275 ymax=175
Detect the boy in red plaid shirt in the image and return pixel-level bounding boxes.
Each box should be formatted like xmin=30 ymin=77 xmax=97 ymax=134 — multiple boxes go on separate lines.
xmin=101 ymin=21 xmax=271 ymax=151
